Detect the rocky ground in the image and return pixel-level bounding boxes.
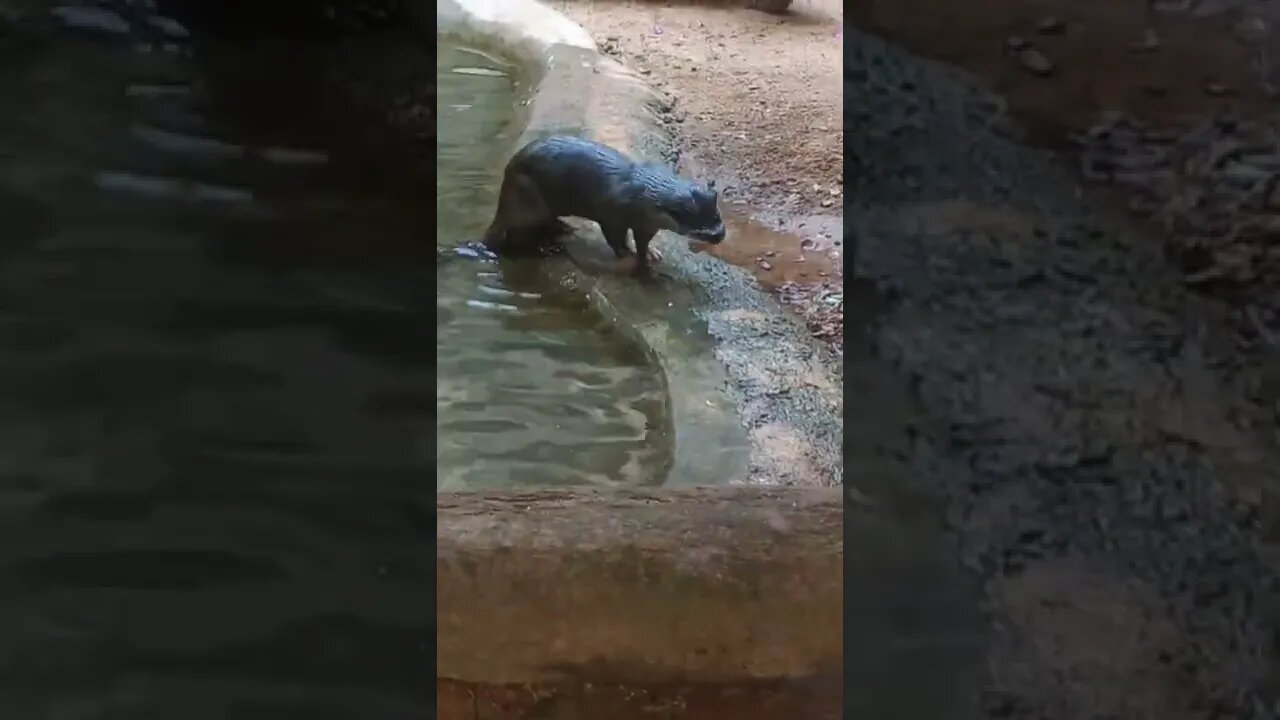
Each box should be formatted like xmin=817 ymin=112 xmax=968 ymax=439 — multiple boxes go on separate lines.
xmin=848 ymin=2 xmax=1280 ymax=717
xmin=552 ymin=0 xmax=846 ymax=353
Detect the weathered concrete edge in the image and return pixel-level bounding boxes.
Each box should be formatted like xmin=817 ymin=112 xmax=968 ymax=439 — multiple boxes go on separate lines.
xmin=436 ymin=487 xmax=843 ymax=684
xmin=430 ymin=0 xmax=844 ymax=488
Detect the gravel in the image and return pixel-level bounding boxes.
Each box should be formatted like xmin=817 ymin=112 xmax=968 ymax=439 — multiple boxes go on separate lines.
xmin=848 ymin=25 xmax=1280 ymax=719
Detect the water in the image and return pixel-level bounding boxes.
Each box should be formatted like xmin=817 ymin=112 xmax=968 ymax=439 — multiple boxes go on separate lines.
xmin=435 ymin=43 xmax=674 ymax=489
xmin=0 ymin=23 xmax=432 ymax=718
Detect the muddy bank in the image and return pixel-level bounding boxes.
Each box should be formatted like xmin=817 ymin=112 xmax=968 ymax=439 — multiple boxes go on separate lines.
xmin=848 ymin=25 xmax=1280 ymax=720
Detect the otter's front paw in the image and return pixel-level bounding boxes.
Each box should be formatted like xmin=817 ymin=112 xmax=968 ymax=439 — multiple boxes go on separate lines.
xmin=645 ymin=245 xmax=663 ymax=265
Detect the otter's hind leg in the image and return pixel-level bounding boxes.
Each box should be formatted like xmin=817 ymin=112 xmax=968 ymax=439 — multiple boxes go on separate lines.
xmin=483 ymin=172 xmax=555 ymax=256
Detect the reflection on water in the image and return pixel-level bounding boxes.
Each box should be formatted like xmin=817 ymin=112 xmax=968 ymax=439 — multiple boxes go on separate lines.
xmin=0 ymin=19 xmax=431 ymax=719
xmin=435 ymin=43 xmax=673 ymax=489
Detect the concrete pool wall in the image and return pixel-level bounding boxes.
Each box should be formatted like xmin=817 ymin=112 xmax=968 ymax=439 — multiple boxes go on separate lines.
xmin=430 ymin=0 xmax=843 ymax=702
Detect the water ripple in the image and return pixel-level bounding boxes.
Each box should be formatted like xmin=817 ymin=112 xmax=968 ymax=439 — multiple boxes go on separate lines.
xmin=435 ymin=42 xmax=672 ymax=489
xmin=0 ymin=25 xmax=433 ymax=715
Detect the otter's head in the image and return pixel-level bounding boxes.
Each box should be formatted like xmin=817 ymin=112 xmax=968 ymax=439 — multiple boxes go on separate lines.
xmin=654 ymin=180 xmax=725 ymax=245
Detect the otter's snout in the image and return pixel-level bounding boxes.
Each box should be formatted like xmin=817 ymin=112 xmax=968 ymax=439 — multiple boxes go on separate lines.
xmin=694 ymin=223 xmax=725 ymax=244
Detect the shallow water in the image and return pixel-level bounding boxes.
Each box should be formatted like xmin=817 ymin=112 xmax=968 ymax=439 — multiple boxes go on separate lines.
xmin=435 ymin=42 xmax=673 ymax=489
xmin=0 ymin=21 xmax=433 ymax=718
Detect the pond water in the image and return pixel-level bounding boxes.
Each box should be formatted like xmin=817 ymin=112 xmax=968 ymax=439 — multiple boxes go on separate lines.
xmin=435 ymin=42 xmax=674 ymax=489
xmin=0 ymin=20 xmax=432 ymax=718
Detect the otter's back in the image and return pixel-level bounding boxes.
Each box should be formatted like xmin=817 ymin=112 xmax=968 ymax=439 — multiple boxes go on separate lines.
xmin=508 ymin=136 xmax=638 ymax=218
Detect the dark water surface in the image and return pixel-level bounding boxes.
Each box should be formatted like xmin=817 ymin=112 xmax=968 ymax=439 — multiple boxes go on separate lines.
xmin=0 ymin=20 xmax=431 ymax=719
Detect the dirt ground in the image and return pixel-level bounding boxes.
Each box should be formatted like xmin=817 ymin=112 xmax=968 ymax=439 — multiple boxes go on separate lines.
xmin=551 ymin=0 xmax=846 ymax=350
xmin=846 ymin=1 xmax=1280 ymax=719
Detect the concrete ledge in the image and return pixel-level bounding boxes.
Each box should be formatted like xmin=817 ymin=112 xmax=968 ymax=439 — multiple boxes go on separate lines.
xmin=437 ymin=487 xmax=843 ymax=684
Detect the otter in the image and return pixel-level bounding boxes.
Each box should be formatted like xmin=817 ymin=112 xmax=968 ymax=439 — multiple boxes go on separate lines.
xmin=481 ymin=135 xmax=726 ymax=275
